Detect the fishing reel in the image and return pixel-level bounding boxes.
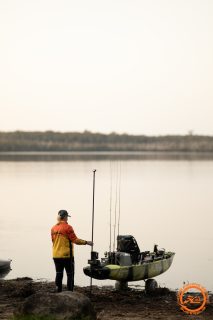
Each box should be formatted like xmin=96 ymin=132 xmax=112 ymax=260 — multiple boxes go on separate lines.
xmin=88 ymin=251 xmax=100 ymax=267
xmin=154 ymin=244 xmax=165 ymax=256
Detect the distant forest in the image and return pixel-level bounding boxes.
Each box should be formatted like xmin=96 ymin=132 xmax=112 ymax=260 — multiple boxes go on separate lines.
xmin=1 ymin=131 xmax=213 ymax=152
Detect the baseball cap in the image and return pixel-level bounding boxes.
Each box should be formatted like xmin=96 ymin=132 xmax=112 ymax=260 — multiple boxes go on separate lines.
xmin=58 ymin=210 xmax=71 ymax=218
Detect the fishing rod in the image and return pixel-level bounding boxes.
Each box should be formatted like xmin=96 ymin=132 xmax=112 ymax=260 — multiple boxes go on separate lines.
xmin=111 ymin=162 xmax=122 ymax=251
xmin=113 ymin=162 xmax=119 ymax=251
xmin=117 ymin=162 xmax=121 ymax=237
xmin=109 ymin=162 xmax=112 ymax=252
xmin=90 ymin=169 xmax=96 ymax=294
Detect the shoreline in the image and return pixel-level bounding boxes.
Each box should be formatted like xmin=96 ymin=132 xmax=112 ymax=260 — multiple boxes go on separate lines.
xmin=1 ymin=150 xmax=213 ymax=162
xmin=0 ymin=277 xmax=212 ymax=320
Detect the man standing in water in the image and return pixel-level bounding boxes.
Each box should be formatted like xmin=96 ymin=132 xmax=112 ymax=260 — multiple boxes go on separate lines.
xmin=51 ymin=209 xmax=93 ymax=292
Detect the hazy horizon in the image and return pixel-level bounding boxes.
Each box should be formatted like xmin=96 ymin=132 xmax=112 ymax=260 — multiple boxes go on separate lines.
xmin=0 ymin=129 xmax=213 ymax=137
xmin=1 ymin=1 xmax=213 ymax=135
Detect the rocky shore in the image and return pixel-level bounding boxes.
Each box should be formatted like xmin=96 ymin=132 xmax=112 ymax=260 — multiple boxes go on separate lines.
xmin=0 ymin=278 xmax=212 ymax=320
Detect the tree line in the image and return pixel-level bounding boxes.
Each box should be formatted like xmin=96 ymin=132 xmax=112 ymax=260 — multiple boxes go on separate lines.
xmin=0 ymin=131 xmax=213 ymax=152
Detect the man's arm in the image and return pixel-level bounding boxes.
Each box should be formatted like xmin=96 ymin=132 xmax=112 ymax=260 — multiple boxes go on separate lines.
xmin=67 ymin=225 xmax=93 ymax=246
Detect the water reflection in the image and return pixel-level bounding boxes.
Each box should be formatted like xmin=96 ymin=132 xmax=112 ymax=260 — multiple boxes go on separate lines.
xmin=1 ymin=151 xmax=213 ymax=161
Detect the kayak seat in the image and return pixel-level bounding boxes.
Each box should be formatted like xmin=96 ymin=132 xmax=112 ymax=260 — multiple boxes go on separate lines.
xmin=117 ymin=235 xmax=141 ymax=264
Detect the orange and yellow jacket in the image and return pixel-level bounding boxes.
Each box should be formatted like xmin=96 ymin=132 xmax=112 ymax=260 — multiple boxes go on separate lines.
xmin=51 ymin=221 xmax=86 ymax=258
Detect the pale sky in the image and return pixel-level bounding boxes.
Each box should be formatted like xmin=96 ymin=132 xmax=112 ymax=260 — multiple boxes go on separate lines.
xmin=0 ymin=0 xmax=213 ymax=135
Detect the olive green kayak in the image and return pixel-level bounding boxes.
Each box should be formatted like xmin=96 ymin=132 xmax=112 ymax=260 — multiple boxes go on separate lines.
xmin=84 ymin=251 xmax=175 ymax=281
xmin=84 ymin=235 xmax=175 ymax=282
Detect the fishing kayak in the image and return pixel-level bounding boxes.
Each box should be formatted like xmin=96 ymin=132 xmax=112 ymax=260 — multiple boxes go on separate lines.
xmin=84 ymin=235 xmax=175 ymax=284
xmin=84 ymin=251 xmax=175 ymax=281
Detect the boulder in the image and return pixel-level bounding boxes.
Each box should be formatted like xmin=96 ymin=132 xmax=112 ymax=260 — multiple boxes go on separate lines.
xmin=15 ymin=291 xmax=96 ymax=320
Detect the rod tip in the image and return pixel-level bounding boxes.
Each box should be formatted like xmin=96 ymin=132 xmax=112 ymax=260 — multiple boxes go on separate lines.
xmin=93 ymin=169 xmax=97 ymax=172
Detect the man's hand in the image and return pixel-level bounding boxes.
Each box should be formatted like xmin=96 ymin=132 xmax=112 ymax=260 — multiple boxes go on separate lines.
xmin=86 ymin=241 xmax=93 ymax=246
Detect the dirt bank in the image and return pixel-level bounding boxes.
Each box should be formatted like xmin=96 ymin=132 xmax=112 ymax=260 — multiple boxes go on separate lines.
xmin=0 ymin=278 xmax=212 ymax=320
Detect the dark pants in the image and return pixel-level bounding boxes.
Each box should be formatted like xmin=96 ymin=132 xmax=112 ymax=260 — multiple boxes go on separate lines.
xmin=53 ymin=257 xmax=75 ymax=292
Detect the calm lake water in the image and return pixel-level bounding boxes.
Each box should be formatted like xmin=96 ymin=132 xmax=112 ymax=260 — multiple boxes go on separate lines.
xmin=0 ymin=152 xmax=213 ymax=291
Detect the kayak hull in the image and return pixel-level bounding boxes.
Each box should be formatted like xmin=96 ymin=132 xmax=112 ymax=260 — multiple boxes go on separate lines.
xmin=0 ymin=259 xmax=12 ymax=272
xmin=84 ymin=252 xmax=175 ymax=282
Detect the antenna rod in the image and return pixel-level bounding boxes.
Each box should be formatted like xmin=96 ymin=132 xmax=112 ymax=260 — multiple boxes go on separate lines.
xmin=91 ymin=169 xmax=96 ymax=252
xmin=90 ymin=169 xmax=96 ymax=293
